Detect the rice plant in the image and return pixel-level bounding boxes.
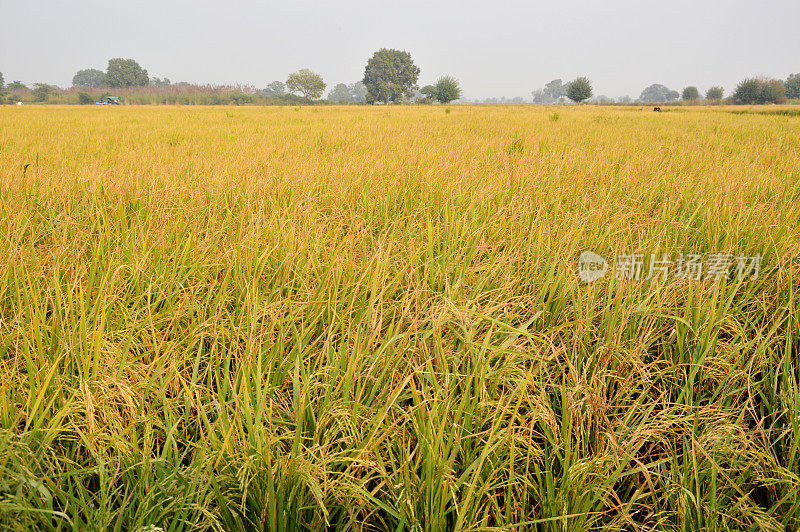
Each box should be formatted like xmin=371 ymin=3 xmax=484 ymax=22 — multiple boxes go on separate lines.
xmin=0 ymin=104 xmax=798 ymax=531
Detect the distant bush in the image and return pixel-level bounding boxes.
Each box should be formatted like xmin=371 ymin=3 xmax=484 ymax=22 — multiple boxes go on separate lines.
xmin=77 ymin=92 xmax=95 ymax=105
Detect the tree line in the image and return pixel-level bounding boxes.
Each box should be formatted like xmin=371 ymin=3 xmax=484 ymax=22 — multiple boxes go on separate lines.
xmin=0 ymin=50 xmax=463 ymax=106
xmin=2 ymin=53 xmax=799 ymax=105
xmin=531 ymin=76 xmax=799 ymax=105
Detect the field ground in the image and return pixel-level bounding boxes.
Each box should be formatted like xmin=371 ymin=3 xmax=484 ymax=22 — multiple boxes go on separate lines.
xmin=1 ymin=105 xmax=799 ymax=530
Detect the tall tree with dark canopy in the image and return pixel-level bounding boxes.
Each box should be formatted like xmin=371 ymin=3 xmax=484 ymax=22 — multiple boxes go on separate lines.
xmin=0 ymin=72 xmax=4 ymax=91
xmin=105 ymin=58 xmax=149 ymax=88
xmin=286 ymin=69 xmax=326 ymax=101
xmin=705 ymin=86 xmax=724 ymax=101
xmin=682 ymin=86 xmax=699 ymax=101
xmin=566 ymin=77 xmax=592 ymax=103
xmin=433 ymin=76 xmax=462 ymax=103
xmin=72 ymin=68 xmax=107 ymax=88
xmin=363 ymin=48 xmax=420 ymax=104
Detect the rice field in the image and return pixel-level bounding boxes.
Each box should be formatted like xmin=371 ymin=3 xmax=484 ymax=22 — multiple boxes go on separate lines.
xmin=1 ymin=104 xmax=799 ymax=530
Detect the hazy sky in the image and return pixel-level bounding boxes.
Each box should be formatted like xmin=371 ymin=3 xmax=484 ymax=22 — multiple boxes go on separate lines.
xmin=2 ymin=0 xmax=798 ymax=99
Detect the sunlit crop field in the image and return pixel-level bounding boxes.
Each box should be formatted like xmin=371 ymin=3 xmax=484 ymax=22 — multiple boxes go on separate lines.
xmin=1 ymin=105 xmax=799 ymax=531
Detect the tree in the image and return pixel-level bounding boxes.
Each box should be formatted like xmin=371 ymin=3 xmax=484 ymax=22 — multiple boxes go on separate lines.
xmin=105 ymin=58 xmax=149 ymax=88
xmin=532 ymin=79 xmax=568 ymax=104
xmin=326 ymin=82 xmax=367 ymax=103
xmin=733 ymin=78 xmax=761 ymax=104
xmin=72 ymin=68 xmax=107 ymax=88
xmin=639 ymin=84 xmax=679 ymax=103
xmin=363 ymin=48 xmax=420 ymax=104
xmin=566 ymin=77 xmax=592 ymax=103
xmin=760 ymin=78 xmax=786 ymax=104
xmin=420 ymin=85 xmax=437 ymax=100
xmin=433 ymin=75 xmax=462 ymax=103
xmin=262 ymin=81 xmax=286 ymax=97
xmin=286 ymin=69 xmax=326 ymax=101
xmin=349 ymin=82 xmax=367 ymax=103
xmin=544 ymin=79 xmax=566 ymax=101
xmin=151 ymin=77 xmax=171 ymax=87
xmin=0 ymin=72 xmax=4 ymax=90
xmin=8 ymin=81 xmax=27 ymax=90
xmin=682 ymin=86 xmax=699 ymax=101
xmin=705 ymin=86 xmax=724 ymax=101
xmin=786 ymin=74 xmax=800 ymax=100
xmin=327 ymin=83 xmax=352 ymax=102
xmin=32 ymin=83 xmax=57 ymax=102
xmin=733 ymin=77 xmax=786 ymax=104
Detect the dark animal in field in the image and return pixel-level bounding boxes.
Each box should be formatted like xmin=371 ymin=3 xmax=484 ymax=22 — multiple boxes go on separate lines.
xmin=653 ymin=106 xmax=662 ymax=112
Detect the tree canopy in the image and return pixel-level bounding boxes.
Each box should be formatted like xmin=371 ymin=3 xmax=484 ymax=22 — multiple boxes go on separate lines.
xmin=286 ymin=69 xmax=326 ymax=101
xmin=705 ymin=86 xmax=724 ymax=100
xmin=73 ymin=68 xmax=107 ymax=88
xmin=639 ymin=84 xmax=680 ymax=103
xmin=566 ymin=77 xmax=592 ymax=103
xmin=106 ymin=58 xmax=149 ymax=88
xmin=733 ymin=77 xmax=786 ymax=104
xmin=262 ymin=81 xmax=286 ymax=97
xmin=32 ymin=83 xmax=57 ymax=102
xmin=432 ymin=76 xmax=462 ymax=103
xmin=363 ymin=49 xmax=420 ymax=104
xmin=786 ymin=74 xmax=800 ymax=100
xmin=327 ymin=82 xmax=367 ymax=103
xmin=682 ymin=86 xmax=699 ymax=100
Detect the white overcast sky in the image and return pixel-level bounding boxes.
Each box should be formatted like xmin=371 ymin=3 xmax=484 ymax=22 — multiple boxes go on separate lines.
xmin=1 ymin=0 xmax=798 ymax=99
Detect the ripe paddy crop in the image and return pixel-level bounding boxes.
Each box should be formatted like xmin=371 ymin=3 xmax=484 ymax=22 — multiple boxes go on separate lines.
xmin=1 ymin=105 xmax=799 ymax=530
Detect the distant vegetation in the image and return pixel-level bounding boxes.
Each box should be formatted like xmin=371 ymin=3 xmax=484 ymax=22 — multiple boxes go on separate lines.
xmin=733 ymin=77 xmax=787 ymax=104
xmin=2 ymin=57 xmax=800 ymax=106
xmin=286 ymin=69 xmax=326 ymax=101
xmin=362 ymin=48 xmax=420 ymax=104
xmin=705 ymin=86 xmax=725 ymax=101
xmin=682 ymin=86 xmax=700 ymax=101
xmin=566 ymin=76 xmax=593 ymax=103
xmin=420 ymin=76 xmax=463 ymax=104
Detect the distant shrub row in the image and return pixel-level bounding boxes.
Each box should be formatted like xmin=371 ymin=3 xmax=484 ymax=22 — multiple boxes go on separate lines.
xmin=0 ymin=85 xmax=350 ymax=106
